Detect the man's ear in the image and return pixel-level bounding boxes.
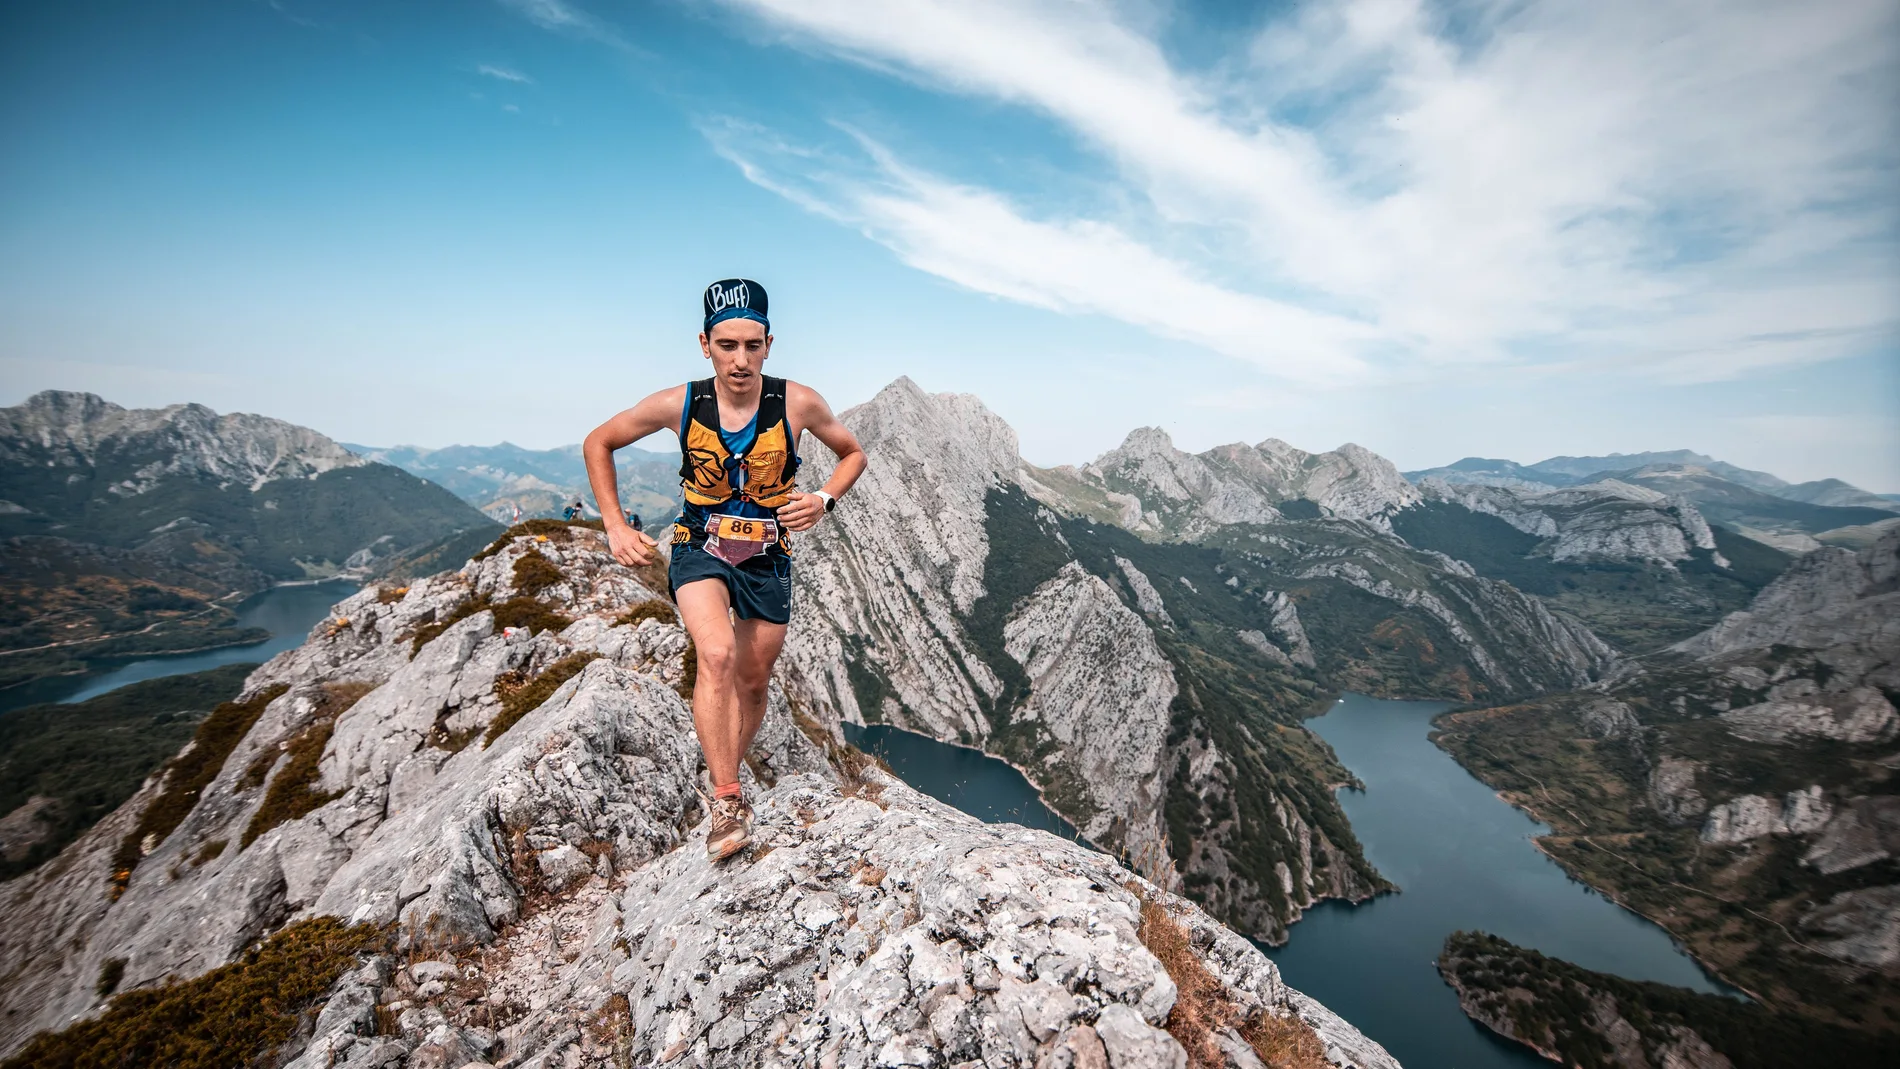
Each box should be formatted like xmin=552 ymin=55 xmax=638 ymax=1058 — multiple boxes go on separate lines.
xmin=698 ymin=332 xmax=712 ymax=359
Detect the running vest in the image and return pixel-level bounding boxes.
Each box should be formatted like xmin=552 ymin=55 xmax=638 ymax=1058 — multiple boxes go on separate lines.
xmin=677 ymin=376 xmax=800 ymax=510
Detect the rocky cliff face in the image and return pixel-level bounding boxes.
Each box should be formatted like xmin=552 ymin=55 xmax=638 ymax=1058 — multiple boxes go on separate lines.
xmin=1418 ymin=477 xmax=1719 ymax=566
xmin=0 ymin=523 xmax=1399 ymax=1069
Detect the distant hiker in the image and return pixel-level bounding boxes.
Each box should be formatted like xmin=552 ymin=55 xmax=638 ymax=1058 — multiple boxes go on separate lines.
xmin=562 ymin=501 xmax=584 ymax=521
xmin=584 ymin=278 xmax=866 ymax=861
xmin=626 ymin=509 xmax=644 ymax=533
xmin=510 ymin=503 xmax=522 ymax=524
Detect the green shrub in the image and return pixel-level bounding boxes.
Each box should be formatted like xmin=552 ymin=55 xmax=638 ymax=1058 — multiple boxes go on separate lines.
xmin=3 ymin=917 xmax=389 ymax=1069
xmin=111 ymin=684 xmax=289 ymax=897
xmin=240 ymin=683 xmax=376 ymax=848
xmin=614 ymin=600 xmax=677 ymax=628
xmin=484 ymin=653 xmax=600 ymax=748
xmin=511 ymin=549 xmax=563 ymax=596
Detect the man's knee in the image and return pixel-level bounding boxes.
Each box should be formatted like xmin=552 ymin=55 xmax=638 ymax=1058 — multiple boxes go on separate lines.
xmin=695 ymin=639 xmax=736 ymax=679
xmin=735 ymin=668 xmax=770 ymax=706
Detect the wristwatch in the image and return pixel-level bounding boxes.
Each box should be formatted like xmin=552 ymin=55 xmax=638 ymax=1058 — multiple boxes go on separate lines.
xmin=814 ymin=490 xmax=837 ymax=513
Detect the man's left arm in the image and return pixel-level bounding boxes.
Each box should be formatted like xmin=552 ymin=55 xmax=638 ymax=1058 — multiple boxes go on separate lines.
xmin=776 ymin=383 xmax=866 ymax=533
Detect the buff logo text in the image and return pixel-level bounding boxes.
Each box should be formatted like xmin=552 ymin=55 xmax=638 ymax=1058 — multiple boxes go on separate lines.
xmin=708 ymin=282 xmax=750 ymax=313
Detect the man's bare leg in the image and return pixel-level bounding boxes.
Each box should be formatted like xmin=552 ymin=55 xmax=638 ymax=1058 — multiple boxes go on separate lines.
xmin=676 ymin=579 xmax=744 ymax=789
xmin=731 ymin=616 xmax=788 ymax=775
xmin=675 ymin=582 xmax=790 ymax=791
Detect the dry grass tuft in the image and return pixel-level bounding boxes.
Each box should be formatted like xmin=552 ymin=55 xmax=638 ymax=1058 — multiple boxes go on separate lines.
xmin=511 ymin=549 xmax=563 ymax=596
xmin=613 ymin=599 xmax=677 ymax=628
xmin=485 ymin=652 xmax=600 ymax=748
xmin=110 ymin=684 xmax=289 ymax=898
xmin=2 ymin=917 xmax=388 ymax=1069
xmin=677 ymin=639 xmax=697 ymax=701
xmin=240 ymin=682 xmax=375 ymax=848
xmin=409 ymin=593 xmax=572 ymax=655
xmin=1136 ymin=890 xmax=1330 ymax=1069
xmin=375 ymin=585 xmax=409 ymax=605
xmin=470 ymin=518 xmax=598 ymax=562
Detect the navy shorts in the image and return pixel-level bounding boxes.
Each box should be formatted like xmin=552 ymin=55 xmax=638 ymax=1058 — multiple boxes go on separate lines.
xmin=669 ymin=541 xmax=793 ymax=625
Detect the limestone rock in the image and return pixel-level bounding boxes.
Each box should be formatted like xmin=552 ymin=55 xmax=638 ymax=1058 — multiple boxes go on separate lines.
xmin=1802 ymin=796 xmax=1900 ymax=875
xmin=1802 ymin=886 xmax=1900 ymax=969
xmin=1005 ymin=562 xmax=1176 ymax=861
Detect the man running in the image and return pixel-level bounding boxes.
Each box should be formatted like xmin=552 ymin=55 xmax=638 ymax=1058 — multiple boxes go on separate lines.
xmin=582 ymin=278 xmax=866 ymax=860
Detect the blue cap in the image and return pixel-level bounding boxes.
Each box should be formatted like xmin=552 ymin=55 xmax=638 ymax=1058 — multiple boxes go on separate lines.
xmin=703 ymin=278 xmax=769 ymax=334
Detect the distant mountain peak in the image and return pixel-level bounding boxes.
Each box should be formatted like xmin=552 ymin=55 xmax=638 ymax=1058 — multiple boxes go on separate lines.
xmin=1 ymin=390 xmax=368 ymax=493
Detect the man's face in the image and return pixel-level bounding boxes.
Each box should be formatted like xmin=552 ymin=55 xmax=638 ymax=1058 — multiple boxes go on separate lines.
xmin=699 ymin=319 xmax=771 ymax=388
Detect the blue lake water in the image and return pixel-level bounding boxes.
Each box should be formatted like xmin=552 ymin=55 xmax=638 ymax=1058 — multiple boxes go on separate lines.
xmin=854 ymin=694 xmax=1733 ymax=1069
xmin=841 ymin=722 xmax=1084 ymax=842
xmin=0 ymin=580 xmax=358 ymax=714
xmin=1263 ymin=693 xmax=1733 ymax=1068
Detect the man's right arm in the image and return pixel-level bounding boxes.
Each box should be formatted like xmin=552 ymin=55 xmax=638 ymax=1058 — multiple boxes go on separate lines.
xmin=583 ymin=384 xmax=686 ymax=567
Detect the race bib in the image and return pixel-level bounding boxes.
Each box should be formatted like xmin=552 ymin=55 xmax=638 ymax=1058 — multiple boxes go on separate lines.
xmin=703 ymin=513 xmax=779 ymax=566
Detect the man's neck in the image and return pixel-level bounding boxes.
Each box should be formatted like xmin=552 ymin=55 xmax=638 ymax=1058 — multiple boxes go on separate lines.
xmin=711 ymin=375 xmax=763 ymax=423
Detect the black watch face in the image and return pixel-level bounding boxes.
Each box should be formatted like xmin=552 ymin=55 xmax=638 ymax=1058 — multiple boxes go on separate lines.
xmin=824 ymin=495 xmax=836 ymax=512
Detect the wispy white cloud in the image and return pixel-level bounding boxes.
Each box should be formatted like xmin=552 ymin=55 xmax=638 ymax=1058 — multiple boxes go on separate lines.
xmin=706 ymin=121 xmax=1376 ymax=385
xmin=496 ymin=0 xmax=635 ymax=51
xmin=710 ymin=0 xmax=1900 ymax=383
xmin=477 ymin=63 xmax=533 ymax=84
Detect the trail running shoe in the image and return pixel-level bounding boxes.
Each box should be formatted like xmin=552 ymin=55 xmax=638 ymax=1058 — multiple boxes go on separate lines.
xmin=705 ymin=794 xmax=753 ymax=861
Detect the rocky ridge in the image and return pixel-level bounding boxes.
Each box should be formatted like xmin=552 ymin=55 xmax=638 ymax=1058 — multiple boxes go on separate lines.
xmin=0 ymin=522 xmax=1399 ymax=1069
xmin=1418 ymin=477 xmax=1720 ymax=566
xmin=0 ymin=390 xmax=368 ymax=496
xmin=1037 ymin=429 xmax=1420 ymax=540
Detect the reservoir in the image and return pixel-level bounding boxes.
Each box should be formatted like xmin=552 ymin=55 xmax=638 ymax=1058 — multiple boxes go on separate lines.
xmin=0 ymin=580 xmax=358 ymax=714
xmin=841 ymin=722 xmax=1081 ymax=842
xmin=858 ymin=694 xmax=1731 ymax=1069
xmin=1267 ymin=694 xmax=1730 ymax=1068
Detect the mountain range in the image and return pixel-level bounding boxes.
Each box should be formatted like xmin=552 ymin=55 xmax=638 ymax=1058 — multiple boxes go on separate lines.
xmin=1407 ymin=450 xmax=1899 ymax=555
xmin=344 ymin=441 xmax=681 ymax=526
xmin=0 ymin=391 xmax=497 ymax=688
xmin=3 ymin=379 xmax=1891 ymax=1063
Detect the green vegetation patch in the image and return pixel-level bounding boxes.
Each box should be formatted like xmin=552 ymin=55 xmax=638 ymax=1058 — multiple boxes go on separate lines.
xmin=1 ymin=916 xmax=389 ymax=1069
xmin=0 ymin=664 xmax=254 ymax=879
xmin=110 ymin=683 xmax=289 ymax=896
xmin=485 ymin=652 xmax=601 ymax=748
xmin=1439 ymin=931 xmax=1900 ymax=1069
xmin=240 ymin=682 xmax=378 ymax=848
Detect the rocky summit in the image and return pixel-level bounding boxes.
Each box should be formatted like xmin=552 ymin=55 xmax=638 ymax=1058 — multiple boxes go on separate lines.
xmin=0 ymin=521 xmax=1399 ymax=1068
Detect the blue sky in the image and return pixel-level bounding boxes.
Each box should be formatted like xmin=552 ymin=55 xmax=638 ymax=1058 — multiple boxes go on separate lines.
xmin=2 ymin=0 xmax=1896 ymax=489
